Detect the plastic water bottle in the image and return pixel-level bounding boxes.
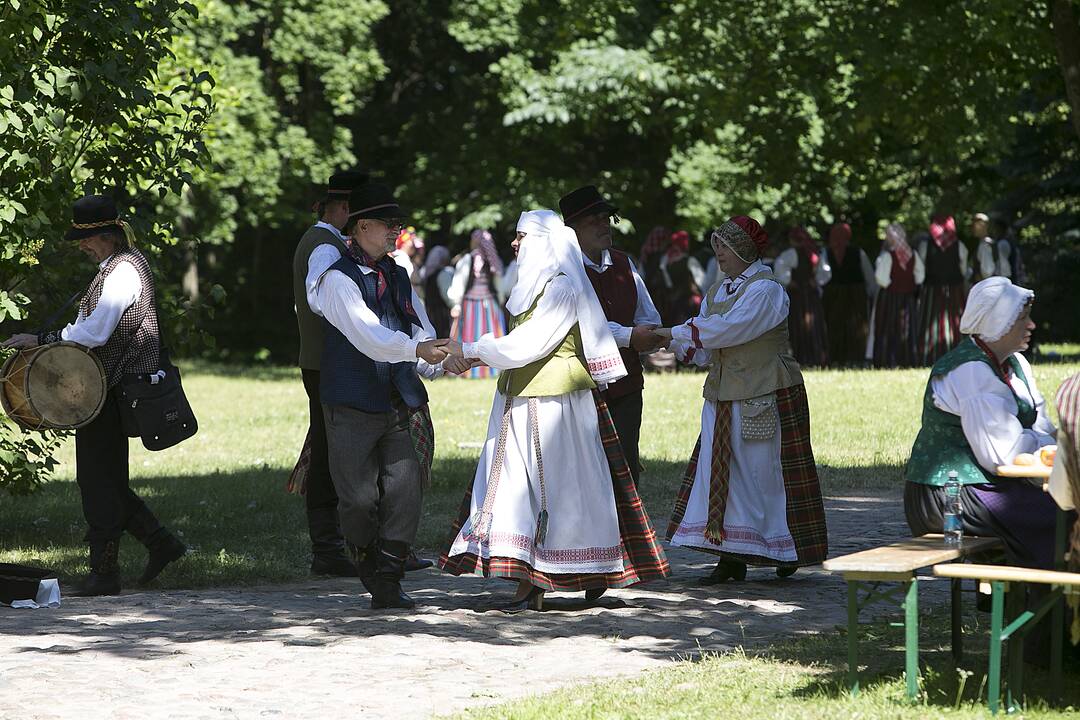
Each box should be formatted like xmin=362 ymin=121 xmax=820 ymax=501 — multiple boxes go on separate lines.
xmin=943 ymin=471 xmax=963 ymax=546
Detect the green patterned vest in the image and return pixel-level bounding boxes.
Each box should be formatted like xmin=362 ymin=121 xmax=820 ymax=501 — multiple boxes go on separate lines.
xmin=906 ymin=339 xmax=1037 ymax=486
xmin=496 ymin=277 xmax=597 ymax=398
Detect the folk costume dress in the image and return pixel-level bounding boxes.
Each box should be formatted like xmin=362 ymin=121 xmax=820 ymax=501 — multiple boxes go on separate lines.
xmin=906 ymin=278 xmax=1060 ymax=569
xmin=870 ymin=224 xmax=925 ymax=368
xmin=917 ymin=216 xmax=970 ymax=365
xmin=440 ymin=210 xmax=669 ymax=592
xmin=666 ymin=218 xmax=828 ymax=570
xmin=819 ymin=223 xmax=876 ymax=367
xmin=449 ymin=230 xmax=507 ymax=379
xmin=773 ymin=227 xmax=828 ymax=368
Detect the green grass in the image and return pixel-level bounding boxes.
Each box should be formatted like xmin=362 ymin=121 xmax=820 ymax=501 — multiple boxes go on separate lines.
xmin=3 ymin=360 xmax=1079 ymax=586
xmin=449 ymin=614 xmax=1080 ymax=719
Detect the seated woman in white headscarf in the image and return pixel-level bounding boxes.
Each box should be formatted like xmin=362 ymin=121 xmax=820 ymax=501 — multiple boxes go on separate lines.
xmin=438 ymin=210 xmax=669 ymax=611
xmin=906 ymin=277 xmax=1060 ymax=568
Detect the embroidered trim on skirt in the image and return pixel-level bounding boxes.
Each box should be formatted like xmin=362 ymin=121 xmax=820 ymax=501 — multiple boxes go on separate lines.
xmin=439 ymin=390 xmax=670 ymax=591
xmin=667 ymin=384 xmax=828 ymax=566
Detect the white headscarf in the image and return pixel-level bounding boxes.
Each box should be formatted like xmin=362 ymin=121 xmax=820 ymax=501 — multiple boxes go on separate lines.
xmin=960 ymin=277 xmax=1034 ymax=342
xmin=507 ymin=209 xmax=627 ymax=385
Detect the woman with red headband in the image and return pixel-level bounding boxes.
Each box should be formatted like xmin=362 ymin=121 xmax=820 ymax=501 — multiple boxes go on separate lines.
xmin=916 ymin=215 xmax=971 ymax=364
xmin=654 ymin=216 xmax=828 ymax=583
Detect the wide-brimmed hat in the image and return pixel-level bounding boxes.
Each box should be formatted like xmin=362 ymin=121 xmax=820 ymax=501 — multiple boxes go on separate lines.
xmin=65 ymin=195 xmax=124 ymax=241
xmin=559 ymin=185 xmax=619 ymax=224
xmin=326 ymin=169 xmax=369 ymax=199
xmin=348 ymin=183 xmax=406 ymax=222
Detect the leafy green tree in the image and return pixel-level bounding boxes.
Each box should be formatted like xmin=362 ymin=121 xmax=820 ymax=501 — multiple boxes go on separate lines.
xmin=0 ymin=0 xmax=212 ymax=494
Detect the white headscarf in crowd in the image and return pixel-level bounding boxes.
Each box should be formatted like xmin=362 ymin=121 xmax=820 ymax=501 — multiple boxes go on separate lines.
xmin=960 ymin=277 xmax=1034 ymax=342
xmin=507 ymin=209 xmax=626 ymax=385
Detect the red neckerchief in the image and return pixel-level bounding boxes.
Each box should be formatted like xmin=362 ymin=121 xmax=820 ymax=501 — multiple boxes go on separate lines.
xmin=972 ymin=336 xmax=1013 ymax=383
xmin=352 ymin=247 xmax=388 ymax=300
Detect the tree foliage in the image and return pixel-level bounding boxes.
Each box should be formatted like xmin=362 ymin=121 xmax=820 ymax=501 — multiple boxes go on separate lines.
xmin=0 ymin=0 xmax=211 ymax=493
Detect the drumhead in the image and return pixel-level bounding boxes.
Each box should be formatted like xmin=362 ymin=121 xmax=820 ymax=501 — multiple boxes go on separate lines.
xmin=26 ymin=344 xmax=106 ymax=428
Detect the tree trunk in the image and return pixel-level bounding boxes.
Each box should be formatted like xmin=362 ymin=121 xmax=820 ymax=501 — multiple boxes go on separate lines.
xmin=1051 ymin=0 xmax=1080 ymax=143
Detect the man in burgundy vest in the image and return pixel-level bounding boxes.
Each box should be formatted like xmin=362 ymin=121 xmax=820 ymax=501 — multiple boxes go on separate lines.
xmin=560 ymin=185 xmax=662 ymax=486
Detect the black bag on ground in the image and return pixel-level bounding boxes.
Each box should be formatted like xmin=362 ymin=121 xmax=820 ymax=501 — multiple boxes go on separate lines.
xmin=117 ymin=350 xmax=198 ymax=451
xmin=0 ymin=563 xmax=56 ymax=605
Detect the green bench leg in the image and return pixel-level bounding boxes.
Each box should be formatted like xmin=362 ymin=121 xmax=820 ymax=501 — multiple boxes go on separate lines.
xmin=951 ymin=577 xmax=963 ymax=662
xmin=988 ymin=581 xmax=1005 ymax=715
xmin=1006 ymin=584 xmax=1025 ymax=712
xmin=847 ymin=580 xmax=859 ymax=696
xmin=903 ymin=579 xmax=919 ymax=699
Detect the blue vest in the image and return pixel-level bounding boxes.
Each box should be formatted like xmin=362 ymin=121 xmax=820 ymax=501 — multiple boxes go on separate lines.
xmin=319 ymin=256 xmax=429 ymax=412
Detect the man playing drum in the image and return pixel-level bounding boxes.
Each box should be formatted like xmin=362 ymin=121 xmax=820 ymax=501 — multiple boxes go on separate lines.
xmin=3 ymin=194 xmax=186 ymax=596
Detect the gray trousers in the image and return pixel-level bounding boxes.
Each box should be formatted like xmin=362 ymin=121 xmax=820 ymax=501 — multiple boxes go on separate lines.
xmin=322 ymin=400 xmax=422 ymax=549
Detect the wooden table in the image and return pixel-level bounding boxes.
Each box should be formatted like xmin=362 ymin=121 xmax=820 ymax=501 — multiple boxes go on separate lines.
xmin=823 ymin=534 xmax=1002 ymax=698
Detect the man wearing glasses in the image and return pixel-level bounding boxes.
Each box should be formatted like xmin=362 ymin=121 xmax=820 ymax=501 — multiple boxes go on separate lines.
xmin=308 ymin=183 xmax=449 ymax=609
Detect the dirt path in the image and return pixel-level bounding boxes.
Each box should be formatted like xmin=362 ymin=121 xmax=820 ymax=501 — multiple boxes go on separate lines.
xmin=0 ymin=493 xmax=934 ymax=720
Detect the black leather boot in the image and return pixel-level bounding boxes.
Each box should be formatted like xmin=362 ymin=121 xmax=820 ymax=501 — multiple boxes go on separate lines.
xmin=308 ymin=507 xmax=354 ymax=575
xmin=75 ymin=540 xmax=122 ymax=596
xmin=348 ymin=541 xmax=379 ymax=595
xmin=370 ymin=540 xmax=415 ymax=610
xmin=138 ymin=529 xmax=187 ymax=585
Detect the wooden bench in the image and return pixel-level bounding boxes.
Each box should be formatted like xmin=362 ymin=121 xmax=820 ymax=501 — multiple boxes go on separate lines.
xmin=934 ymin=562 xmax=1080 ymax=714
xmin=823 ymin=534 xmax=1002 ymax=698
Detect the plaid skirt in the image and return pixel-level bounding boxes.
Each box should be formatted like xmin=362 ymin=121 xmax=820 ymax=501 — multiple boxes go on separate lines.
xmin=667 ymin=384 xmax=828 ymax=567
xmin=438 ymin=390 xmax=670 ymax=591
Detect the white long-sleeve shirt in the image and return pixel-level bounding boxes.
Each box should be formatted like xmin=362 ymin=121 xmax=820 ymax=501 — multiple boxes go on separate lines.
xmin=583 ymin=249 xmax=662 ymax=348
xmin=874 ymin=250 xmax=926 ymax=289
xmin=975 ymin=237 xmax=1013 ymax=279
xmin=930 ymin=346 xmax=1056 ymax=473
xmin=461 ymin=274 xmax=578 ymax=370
xmin=669 ymin=261 xmax=789 ymax=353
xmin=447 ymin=253 xmax=508 ymax=307
xmin=312 ymin=260 xmax=443 ymax=379
xmin=60 ymin=257 xmax=140 ymax=347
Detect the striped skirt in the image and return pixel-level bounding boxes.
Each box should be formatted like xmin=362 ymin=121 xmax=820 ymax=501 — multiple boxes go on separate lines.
xmin=917 ymin=284 xmax=965 ymax=366
xmin=871 ymin=289 xmax=918 ymax=368
xmin=666 ymin=384 xmax=828 ymax=567
xmin=454 ymin=293 xmax=506 ymax=379
xmin=439 ymin=390 xmax=670 ymax=591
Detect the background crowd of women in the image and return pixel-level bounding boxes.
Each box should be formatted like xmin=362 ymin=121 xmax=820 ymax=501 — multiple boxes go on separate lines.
xmin=389 ymin=210 xmax=1027 ymax=378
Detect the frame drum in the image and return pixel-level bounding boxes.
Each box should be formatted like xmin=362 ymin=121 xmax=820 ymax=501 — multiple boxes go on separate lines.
xmin=1 ymin=342 xmax=107 ymax=430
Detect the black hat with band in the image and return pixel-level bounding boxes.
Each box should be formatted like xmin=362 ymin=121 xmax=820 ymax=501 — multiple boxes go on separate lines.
xmin=326 ymin=169 xmax=369 ymax=199
xmin=348 ymin=183 xmax=406 ymax=222
xmin=559 ymin=185 xmax=619 ymax=224
xmin=65 ymin=195 xmax=124 ymax=241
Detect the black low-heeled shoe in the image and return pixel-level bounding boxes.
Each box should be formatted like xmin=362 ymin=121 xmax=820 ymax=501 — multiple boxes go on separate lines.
xmin=584 ymin=588 xmax=606 ymax=602
xmin=497 ymin=586 xmax=544 ymax=614
xmin=699 ymin=560 xmax=747 ymax=585
xmin=776 ymin=565 xmax=798 ymax=579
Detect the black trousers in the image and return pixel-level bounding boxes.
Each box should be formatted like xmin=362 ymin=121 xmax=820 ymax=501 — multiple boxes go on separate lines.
xmin=605 ymin=390 xmax=643 ymax=486
xmin=302 ymin=369 xmax=345 ymax=556
xmin=75 ymin=389 xmax=162 ymax=545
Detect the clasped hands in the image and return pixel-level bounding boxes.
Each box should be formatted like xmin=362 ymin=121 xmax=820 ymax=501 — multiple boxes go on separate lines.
xmin=415 ymin=338 xmax=480 ymax=375
xmin=631 ymin=325 xmax=673 ymax=353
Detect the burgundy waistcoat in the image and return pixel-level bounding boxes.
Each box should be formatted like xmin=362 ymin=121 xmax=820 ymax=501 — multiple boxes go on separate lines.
xmin=585 ymin=249 xmax=644 ymax=400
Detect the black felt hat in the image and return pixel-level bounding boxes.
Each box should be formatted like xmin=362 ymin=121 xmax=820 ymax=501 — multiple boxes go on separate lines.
xmin=559 ymin=185 xmax=619 ymax=224
xmin=326 ymin=169 xmax=369 ymax=199
xmin=65 ymin=194 xmax=123 ymax=241
xmin=348 ymin=183 xmax=406 ymax=222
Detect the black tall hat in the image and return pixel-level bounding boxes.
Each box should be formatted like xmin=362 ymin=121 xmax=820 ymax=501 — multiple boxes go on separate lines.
xmin=348 ymin=183 xmax=406 ymax=221
xmin=327 ymin=169 xmax=369 ymax=198
xmin=65 ymin=195 xmax=122 ymax=241
xmin=559 ymin=185 xmax=619 ymax=224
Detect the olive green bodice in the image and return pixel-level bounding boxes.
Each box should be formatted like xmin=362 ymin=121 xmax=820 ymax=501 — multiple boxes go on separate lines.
xmin=496 ymin=279 xmax=596 ymax=398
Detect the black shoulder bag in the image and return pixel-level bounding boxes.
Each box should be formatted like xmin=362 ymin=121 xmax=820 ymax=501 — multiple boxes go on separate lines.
xmin=117 ymin=346 xmax=198 ymax=451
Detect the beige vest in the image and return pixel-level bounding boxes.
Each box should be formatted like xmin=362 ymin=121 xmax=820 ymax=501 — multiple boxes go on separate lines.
xmin=702 ymin=270 xmax=803 ymax=402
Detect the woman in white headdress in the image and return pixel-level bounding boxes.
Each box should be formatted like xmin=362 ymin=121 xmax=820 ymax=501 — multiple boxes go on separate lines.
xmin=906 ymin=277 xmax=1060 ymax=568
xmin=439 ymin=210 xmax=669 ymax=610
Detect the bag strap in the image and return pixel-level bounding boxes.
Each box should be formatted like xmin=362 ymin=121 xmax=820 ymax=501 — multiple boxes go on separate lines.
xmin=32 ymin=287 xmax=86 ymax=335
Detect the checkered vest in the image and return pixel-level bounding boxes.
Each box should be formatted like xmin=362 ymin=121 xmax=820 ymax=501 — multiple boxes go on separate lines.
xmin=81 ymin=249 xmax=161 ymax=387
